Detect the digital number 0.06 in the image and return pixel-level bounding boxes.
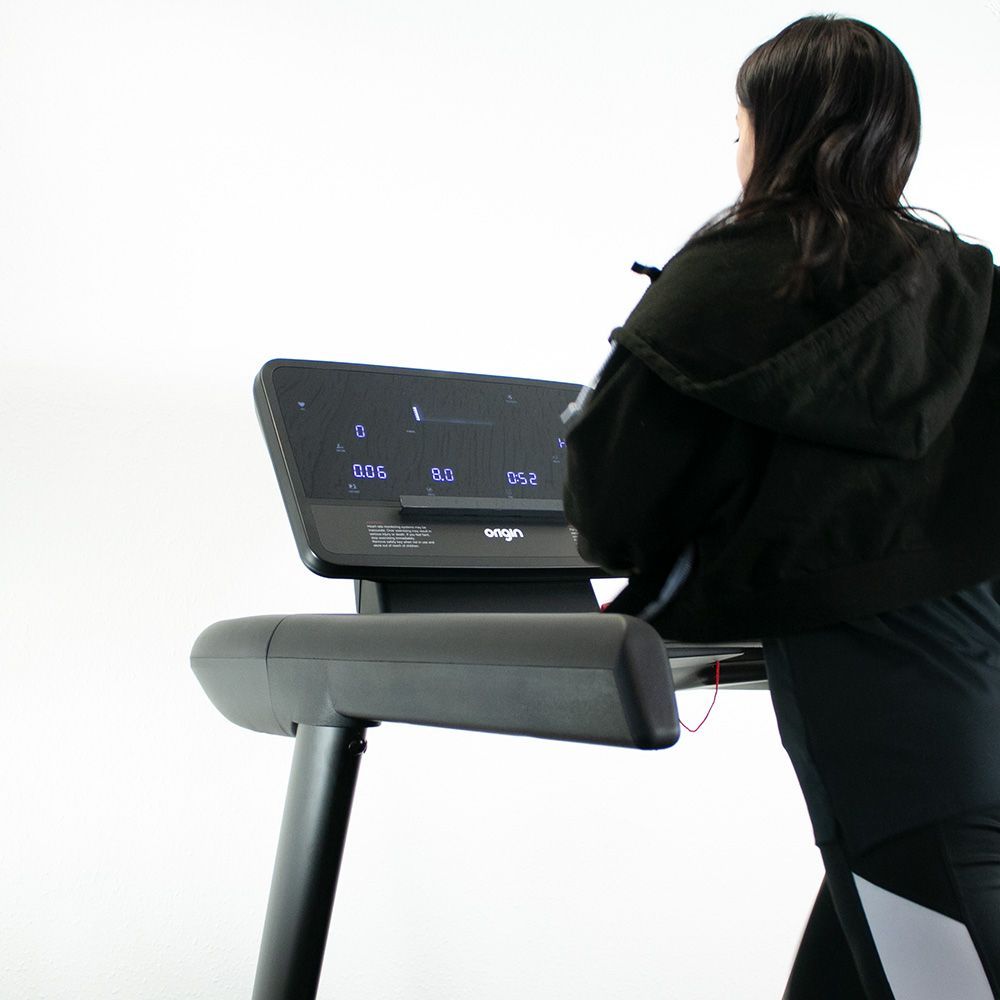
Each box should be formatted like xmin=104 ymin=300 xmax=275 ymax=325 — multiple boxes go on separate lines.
xmin=506 ymin=471 xmax=538 ymax=486
xmin=353 ymin=463 xmax=388 ymax=480
xmin=430 ymin=467 xmax=455 ymax=483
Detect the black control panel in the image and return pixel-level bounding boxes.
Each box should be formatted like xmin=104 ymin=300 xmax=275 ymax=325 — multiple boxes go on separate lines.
xmin=254 ymin=359 xmax=598 ymax=580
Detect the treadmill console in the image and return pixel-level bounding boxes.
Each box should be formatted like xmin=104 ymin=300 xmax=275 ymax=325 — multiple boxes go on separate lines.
xmin=254 ymin=359 xmax=596 ymax=580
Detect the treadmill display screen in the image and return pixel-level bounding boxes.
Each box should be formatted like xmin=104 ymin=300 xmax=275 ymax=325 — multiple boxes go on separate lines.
xmin=270 ymin=364 xmax=579 ymax=503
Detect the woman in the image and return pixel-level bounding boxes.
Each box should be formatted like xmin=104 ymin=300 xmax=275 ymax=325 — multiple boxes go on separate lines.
xmin=563 ymin=15 xmax=1000 ymax=1000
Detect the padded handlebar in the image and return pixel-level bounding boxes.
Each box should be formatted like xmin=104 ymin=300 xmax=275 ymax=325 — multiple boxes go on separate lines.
xmin=191 ymin=613 xmax=680 ymax=749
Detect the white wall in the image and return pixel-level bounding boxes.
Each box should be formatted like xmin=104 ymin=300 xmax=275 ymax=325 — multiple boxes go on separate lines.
xmin=3 ymin=2 xmax=997 ymax=997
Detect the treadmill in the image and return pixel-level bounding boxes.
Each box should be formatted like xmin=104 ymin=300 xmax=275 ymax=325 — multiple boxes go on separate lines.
xmin=191 ymin=358 xmax=765 ymax=1000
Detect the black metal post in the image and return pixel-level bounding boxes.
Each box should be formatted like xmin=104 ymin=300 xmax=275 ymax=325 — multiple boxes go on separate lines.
xmin=251 ymin=724 xmax=368 ymax=1000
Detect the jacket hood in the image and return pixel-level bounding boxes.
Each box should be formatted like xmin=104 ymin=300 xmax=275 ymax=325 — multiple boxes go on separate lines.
xmin=615 ymin=218 xmax=998 ymax=460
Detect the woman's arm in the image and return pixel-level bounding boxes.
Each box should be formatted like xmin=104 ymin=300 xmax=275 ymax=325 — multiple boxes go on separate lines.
xmin=563 ymin=343 xmax=731 ymax=577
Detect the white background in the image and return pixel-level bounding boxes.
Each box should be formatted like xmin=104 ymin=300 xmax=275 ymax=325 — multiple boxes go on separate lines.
xmin=3 ymin=1 xmax=998 ymax=997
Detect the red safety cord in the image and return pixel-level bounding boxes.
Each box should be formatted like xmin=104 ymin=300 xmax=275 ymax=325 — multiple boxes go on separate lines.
xmin=680 ymin=659 xmax=721 ymax=733
xmin=598 ymin=604 xmax=721 ymax=732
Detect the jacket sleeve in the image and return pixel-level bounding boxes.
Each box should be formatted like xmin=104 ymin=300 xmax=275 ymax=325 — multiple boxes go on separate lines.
xmin=563 ymin=341 xmax=733 ymax=578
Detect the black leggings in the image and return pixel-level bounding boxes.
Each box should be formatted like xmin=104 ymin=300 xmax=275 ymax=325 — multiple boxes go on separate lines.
xmin=762 ymin=579 xmax=1000 ymax=998
xmin=785 ymin=806 xmax=1000 ymax=999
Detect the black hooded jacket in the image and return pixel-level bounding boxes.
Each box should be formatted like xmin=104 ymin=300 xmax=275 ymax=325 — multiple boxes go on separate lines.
xmin=563 ymin=211 xmax=1000 ymax=641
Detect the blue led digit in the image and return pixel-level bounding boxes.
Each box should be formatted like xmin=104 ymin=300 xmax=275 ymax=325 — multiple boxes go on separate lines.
xmin=352 ymin=463 xmax=388 ymax=480
xmin=506 ymin=470 xmax=538 ymax=487
xmin=355 ymin=424 xmax=366 ymax=439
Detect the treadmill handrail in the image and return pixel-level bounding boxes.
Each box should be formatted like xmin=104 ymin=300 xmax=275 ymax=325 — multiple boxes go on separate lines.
xmin=191 ymin=612 xmax=680 ymax=750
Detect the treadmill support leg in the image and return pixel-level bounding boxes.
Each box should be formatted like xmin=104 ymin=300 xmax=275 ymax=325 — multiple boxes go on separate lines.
xmin=252 ymin=723 xmax=368 ymax=1000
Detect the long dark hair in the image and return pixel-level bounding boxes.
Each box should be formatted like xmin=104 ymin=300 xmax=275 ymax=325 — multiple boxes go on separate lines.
xmin=691 ymin=15 xmax=956 ymax=302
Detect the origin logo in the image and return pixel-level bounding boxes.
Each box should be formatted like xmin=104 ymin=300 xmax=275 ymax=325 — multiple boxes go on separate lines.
xmin=483 ymin=527 xmax=525 ymax=542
